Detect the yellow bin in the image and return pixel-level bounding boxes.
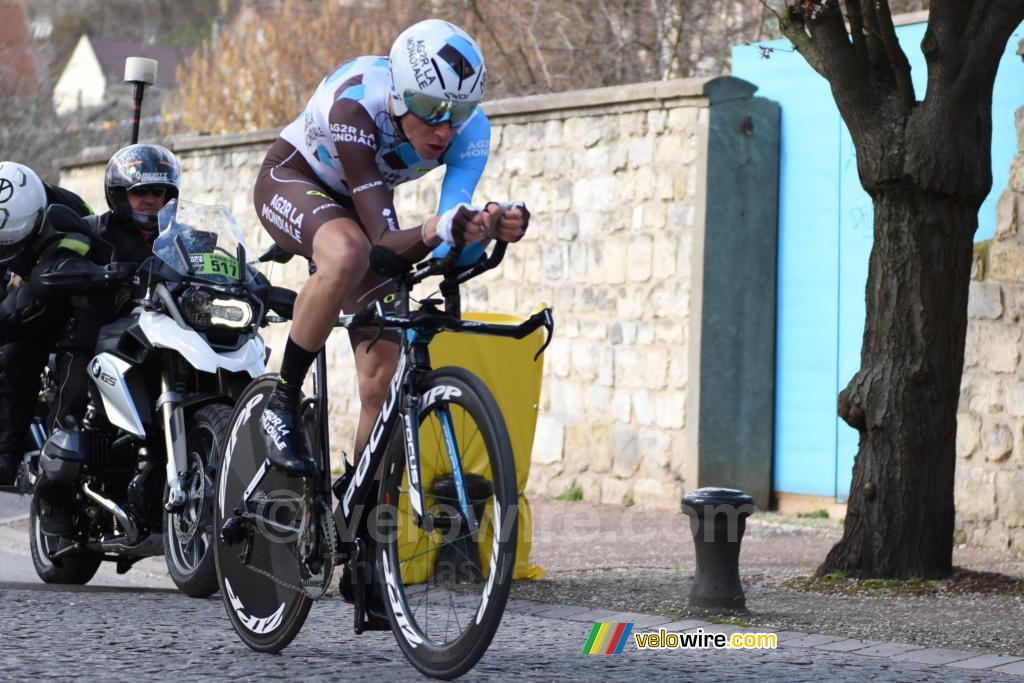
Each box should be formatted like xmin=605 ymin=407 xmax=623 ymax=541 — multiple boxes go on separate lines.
xmin=422 ymin=309 xmax=547 ymax=581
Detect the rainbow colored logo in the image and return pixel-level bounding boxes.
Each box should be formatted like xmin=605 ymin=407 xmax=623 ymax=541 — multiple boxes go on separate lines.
xmin=582 ymin=622 xmax=635 ymax=654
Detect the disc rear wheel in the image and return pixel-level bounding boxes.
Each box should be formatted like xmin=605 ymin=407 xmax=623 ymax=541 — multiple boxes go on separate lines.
xmin=214 ymin=377 xmax=313 ymax=652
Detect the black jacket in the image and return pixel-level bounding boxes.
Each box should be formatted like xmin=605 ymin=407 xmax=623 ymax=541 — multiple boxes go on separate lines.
xmin=0 ymin=198 xmax=152 ymax=350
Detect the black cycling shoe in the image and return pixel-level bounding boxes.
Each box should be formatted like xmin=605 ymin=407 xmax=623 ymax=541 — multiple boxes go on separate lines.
xmin=339 ymin=562 xmax=391 ymax=631
xmin=259 ymin=404 xmax=315 ymax=476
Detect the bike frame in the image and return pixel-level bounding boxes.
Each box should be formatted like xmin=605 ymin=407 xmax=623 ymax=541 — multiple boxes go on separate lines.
xmin=237 ymin=242 xmax=553 ymax=558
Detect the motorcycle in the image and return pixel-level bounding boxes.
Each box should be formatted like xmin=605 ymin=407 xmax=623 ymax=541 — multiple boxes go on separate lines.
xmin=21 ymin=199 xmax=271 ymax=596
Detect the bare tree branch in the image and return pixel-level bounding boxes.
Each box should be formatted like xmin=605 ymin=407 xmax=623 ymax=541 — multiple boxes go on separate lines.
xmin=845 ymin=0 xmax=869 ymax=66
xmin=874 ymin=0 xmax=916 ymax=111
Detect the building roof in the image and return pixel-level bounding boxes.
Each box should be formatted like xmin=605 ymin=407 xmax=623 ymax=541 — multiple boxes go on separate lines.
xmin=0 ymin=1 xmax=39 ymax=96
xmin=88 ymin=37 xmax=190 ymax=90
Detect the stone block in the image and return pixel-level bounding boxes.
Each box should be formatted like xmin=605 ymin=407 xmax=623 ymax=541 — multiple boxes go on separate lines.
xmin=638 ymin=429 xmax=672 ymax=472
xmin=599 ymin=344 xmax=615 ymax=387
xmin=983 ymin=420 xmax=1014 ymax=462
xmin=988 ymin=239 xmax=1024 ymax=282
xmin=995 ymin=190 xmax=1021 ymax=239
xmin=533 ymin=415 xmax=565 ymax=465
xmin=570 ymin=339 xmax=600 ymax=380
xmin=954 ymin=466 xmax=996 ymax=522
xmin=628 ymin=136 xmax=655 ymax=168
xmin=1007 ymin=380 xmax=1024 ymax=417
xmin=653 ymin=234 xmax=679 ymax=279
xmin=668 ymin=354 xmax=689 ymax=389
xmin=956 ymin=411 xmax=982 ymax=458
xmin=666 ymin=106 xmax=698 ymax=132
xmin=637 ymin=346 xmax=669 ymax=390
xmin=633 ymin=390 xmax=656 ymax=427
xmin=572 ymin=176 xmax=619 ymax=212
xmin=632 ymin=477 xmax=679 ymax=509
xmin=655 ymin=319 xmax=686 ymax=345
xmin=978 ymin=323 xmax=1021 ymax=372
xmin=612 ymin=428 xmax=641 ymax=477
xmin=542 ymin=244 xmax=567 ymax=280
xmin=967 ymin=376 xmax=1005 ymax=414
xmin=648 ymin=109 xmax=668 ymax=134
xmin=600 ymin=477 xmax=630 ymax=506
xmin=655 ymin=390 xmax=686 ymax=430
xmin=996 ymin=469 xmax=1024 ymax=525
xmin=628 ymin=234 xmax=654 ymax=282
xmin=968 ymin=281 xmax=1004 ymax=319
xmin=553 ymin=212 xmax=579 ymax=241
xmin=612 ymin=389 xmax=632 ymax=422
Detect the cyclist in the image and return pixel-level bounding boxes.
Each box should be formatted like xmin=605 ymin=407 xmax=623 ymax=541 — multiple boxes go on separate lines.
xmin=253 ymin=19 xmax=530 ymax=475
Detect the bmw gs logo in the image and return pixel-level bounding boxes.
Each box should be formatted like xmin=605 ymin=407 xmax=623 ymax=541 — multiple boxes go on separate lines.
xmin=91 ymin=360 xmax=102 ymax=378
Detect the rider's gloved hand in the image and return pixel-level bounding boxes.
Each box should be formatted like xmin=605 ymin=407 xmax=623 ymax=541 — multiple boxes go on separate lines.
xmin=435 ymin=203 xmax=482 ymax=246
xmin=483 ymin=201 xmax=530 ymax=243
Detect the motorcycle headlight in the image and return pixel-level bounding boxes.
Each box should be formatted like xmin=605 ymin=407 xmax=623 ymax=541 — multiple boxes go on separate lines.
xmin=178 ymin=287 xmax=254 ymax=329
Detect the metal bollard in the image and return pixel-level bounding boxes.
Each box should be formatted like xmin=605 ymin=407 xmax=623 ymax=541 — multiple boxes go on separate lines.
xmin=682 ymin=487 xmax=755 ymax=611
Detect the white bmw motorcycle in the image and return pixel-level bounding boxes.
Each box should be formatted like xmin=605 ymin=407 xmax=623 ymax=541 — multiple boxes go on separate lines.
xmin=27 ymin=199 xmax=273 ymax=596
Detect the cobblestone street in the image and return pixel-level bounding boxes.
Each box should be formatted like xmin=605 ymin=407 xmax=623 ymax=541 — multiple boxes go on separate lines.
xmin=0 ymin=581 xmax=1016 ymax=681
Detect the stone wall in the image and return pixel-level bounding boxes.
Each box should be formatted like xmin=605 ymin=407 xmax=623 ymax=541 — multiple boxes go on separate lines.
xmin=61 ymin=78 xmax=741 ymax=510
xmin=957 ymin=106 xmax=1024 ymax=551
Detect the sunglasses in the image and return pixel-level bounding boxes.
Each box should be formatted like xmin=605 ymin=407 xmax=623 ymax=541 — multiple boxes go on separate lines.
xmin=128 ymin=186 xmax=167 ymax=199
xmin=403 ymin=90 xmax=477 ymax=127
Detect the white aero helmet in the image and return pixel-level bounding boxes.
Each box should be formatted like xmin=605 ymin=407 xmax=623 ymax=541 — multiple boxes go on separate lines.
xmin=0 ymin=162 xmax=47 ymax=264
xmin=389 ymin=19 xmax=486 ymax=127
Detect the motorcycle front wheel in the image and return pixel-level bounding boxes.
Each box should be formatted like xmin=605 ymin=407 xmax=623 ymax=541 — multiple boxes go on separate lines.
xmin=164 ymin=403 xmax=232 ymax=598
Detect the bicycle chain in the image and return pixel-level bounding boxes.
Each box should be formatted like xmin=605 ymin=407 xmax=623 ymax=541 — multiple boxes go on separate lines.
xmin=235 ymin=498 xmax=338 ymax=600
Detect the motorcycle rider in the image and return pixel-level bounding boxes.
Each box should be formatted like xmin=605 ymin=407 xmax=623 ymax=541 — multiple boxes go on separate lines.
xmin=0 ymin=162 xmax=92 ymax=486
xmin=9 ymin=145 xmax=179 ymax=535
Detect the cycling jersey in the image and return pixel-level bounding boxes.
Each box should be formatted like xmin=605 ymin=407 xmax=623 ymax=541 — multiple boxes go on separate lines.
xmin=276 ymin=55 xmax=491 ymax=240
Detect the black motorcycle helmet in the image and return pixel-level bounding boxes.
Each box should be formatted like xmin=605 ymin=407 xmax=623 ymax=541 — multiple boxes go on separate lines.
xmin=104 ymin=144 xmax=180 ymax=225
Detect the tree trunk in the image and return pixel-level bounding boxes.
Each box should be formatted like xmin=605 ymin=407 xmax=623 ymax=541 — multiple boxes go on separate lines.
xmin=819 ymin=186 xmax=978 ymax=579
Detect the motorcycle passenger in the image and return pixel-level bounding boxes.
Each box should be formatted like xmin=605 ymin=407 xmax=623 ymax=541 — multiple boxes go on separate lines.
xmin=0 ymin=162 xmax=92 ymax=486
xmin=29 ymin=145 xmax=179 ymax=533
xmin=251 ymin=19 xmax=530 ymax=626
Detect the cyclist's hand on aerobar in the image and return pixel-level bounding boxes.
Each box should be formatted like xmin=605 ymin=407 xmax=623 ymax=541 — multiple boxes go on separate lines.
xmin=435 ymin=202 xmax=487 ymax=246
xmin=483 ymin=201 xmax=530 ymax=243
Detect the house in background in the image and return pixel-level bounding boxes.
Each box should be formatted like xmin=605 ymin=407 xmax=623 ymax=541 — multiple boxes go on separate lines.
xmin=0 ymin=1 xmax=39 ymax=99
xmin=53 ymin=35 xmax=189 ymax=115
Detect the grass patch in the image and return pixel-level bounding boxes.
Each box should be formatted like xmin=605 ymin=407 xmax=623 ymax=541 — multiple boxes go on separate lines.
xmin=783 ymin=567 xmax=1024 ymax=597
xmin=622 ymin=492 xmax=635 ymax=507
xmin=796 ymin=509 xmax=829 ymax=519
xmin=556 ymin=479 xmax=583 ymax=502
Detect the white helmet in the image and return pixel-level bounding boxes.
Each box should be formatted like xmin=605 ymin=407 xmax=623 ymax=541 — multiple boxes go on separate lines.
xmin=0 ymin=162 xmax=47 ymax=264
xmin=389 ymin=19 xmax=486 ymax=127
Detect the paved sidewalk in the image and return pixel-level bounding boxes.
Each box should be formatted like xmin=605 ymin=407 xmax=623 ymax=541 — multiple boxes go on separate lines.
xmin=514 ymin=496 xmax=1024 ymax=676
xmin=503 ymin=598 xmax=1024 ymax=677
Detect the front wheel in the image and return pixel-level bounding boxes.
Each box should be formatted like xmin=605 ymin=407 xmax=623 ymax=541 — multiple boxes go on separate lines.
xmin=379 ymin=366 xmax=518 ymax=680
xmin=164 ymin=403 xmax=232 ymax=598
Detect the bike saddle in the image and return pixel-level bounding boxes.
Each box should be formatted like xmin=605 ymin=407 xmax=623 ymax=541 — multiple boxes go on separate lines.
xmin=369 ymin=245 xmax=412 ymax=278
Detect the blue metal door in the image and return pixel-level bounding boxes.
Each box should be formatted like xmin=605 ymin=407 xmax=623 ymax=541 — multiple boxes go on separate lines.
xmin=732 ymin=19 xmax=1024 ymax=502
